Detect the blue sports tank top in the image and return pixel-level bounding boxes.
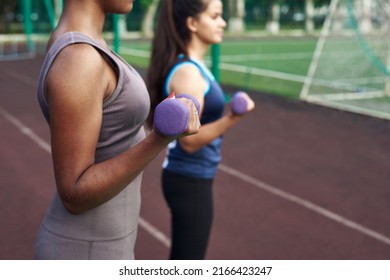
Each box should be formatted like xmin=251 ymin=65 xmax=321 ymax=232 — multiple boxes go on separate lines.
xmin=162 ymin=56 xmax=225 ymax=179
xmin=37 ymin=32 xmax=150 ymax=241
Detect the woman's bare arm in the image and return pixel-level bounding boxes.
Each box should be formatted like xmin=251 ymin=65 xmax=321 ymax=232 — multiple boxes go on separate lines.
xmin=46 ymin=44 xmax=198 ymax=214
xmin=169 ymin=64 xmax=254 ymax=154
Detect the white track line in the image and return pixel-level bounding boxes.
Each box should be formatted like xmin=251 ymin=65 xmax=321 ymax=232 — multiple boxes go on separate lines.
xmin=2 ymin=68 xmax=173 ymax=248
xmin=7 ymin=69 xmax=38 ymax=86
xmin=121 ymin=47 xmax=150 ymax=58
xmin=0 ymin=107 xmax=51 ymax=154
xmin=218 ymin=50 xmax=372 ymax=63
xmin=138 ymin=217 xmax=171 ymax=248
xmin=219 ymin=52 xmax=313 ymax=62
xmin=218 ymin=164 xmax=390 ymax=246
xmin=4 ymin=71 xmax=390 ymax=249
xmin=121 ymin=47 xmax=384 ymax=93
xmin=0 ymin=106 xmax=172 ymax=248
xmin=3 ymin=106 xmax=390 ymax=247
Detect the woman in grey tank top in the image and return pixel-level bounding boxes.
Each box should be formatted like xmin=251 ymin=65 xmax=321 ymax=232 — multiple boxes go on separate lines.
xmin=34 ymin=0 xmax=200 ymax=260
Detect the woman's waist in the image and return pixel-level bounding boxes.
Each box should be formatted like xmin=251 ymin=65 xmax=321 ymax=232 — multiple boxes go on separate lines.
xmin=42 ymin=178 xmax=141 ymax=241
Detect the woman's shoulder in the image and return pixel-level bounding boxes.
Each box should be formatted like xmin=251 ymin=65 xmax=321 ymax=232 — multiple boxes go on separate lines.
xmin=45 ymin=40 xmax=112 ymax=102
xmin=171 ymin=62 xmax=205 ymax=85
xmin=46 ymin=31 xmax=110 ymax=72
xmin=167 ymin=63 xmax=208 ymax=98
xmin=52 ymin=42 xmax=105 ymax=73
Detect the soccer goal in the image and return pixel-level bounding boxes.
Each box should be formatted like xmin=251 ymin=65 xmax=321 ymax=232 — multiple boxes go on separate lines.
xmin=300 ymin=0 xmax=390 ymax=120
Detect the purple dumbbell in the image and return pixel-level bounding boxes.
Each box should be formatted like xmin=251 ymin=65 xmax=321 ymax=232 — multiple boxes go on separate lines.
xmin=154 ymin=92 xmax=200 ymax=136
xmin=231 ymin=91 xmax=248 ymax=115
xmin=176 ymin=93 xmax=200 ymax=113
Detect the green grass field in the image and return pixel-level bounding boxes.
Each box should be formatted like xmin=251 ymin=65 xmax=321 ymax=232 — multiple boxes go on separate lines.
xmin=118 ymin=36 xmax=390 ymax=120
xmin=119 ymin=37 xmax=317 ymax=99
xmin=3 ymin=33 xmax=388 ymax=119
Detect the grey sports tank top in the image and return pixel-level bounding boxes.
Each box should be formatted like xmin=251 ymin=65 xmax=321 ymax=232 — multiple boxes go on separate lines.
xmin=37 ymin=32 xmax=150 ymax=241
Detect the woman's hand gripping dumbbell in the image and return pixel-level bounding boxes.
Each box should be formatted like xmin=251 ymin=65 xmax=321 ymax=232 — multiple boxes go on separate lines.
xmin=230 ymin=91 xmax=255 ymax=115
xmin=154 ymin=92 xmax=201 ymax=137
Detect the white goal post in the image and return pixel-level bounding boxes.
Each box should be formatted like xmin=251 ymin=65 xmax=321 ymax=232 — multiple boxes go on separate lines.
xmin=300 ymin=0 xmax=390 ymax=120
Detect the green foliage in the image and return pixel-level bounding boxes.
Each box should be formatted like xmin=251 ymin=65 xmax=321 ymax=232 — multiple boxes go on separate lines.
xmin=138 ymin=0 xmax=154 ymax=11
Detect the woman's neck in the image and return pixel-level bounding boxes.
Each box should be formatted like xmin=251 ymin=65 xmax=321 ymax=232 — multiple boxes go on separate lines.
xmin=54 ymin=0 xmax=106 ymax=43
xmin=187 ymin=40 xmax=209 ymax=62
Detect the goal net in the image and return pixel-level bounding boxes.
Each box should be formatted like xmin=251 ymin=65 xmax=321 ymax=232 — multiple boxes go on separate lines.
xmin=300 ymin=0 xmax=390 ymax=120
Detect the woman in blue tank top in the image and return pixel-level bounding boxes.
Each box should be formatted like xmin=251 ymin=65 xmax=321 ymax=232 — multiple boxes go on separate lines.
xmin=147 ymin=0 xmax=255 ymax=260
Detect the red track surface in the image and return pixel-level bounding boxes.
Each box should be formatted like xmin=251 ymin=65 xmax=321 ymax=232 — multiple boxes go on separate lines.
xmin=1 ymin=57 xmax=390 ymax=260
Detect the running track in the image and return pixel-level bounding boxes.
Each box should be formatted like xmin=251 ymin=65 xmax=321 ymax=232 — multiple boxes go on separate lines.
xmin=1 ymin=56 xmax=390 ymax=260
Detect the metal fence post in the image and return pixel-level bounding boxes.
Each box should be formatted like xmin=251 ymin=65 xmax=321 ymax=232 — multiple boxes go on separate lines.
xmin=21 ymin=0 xmax=33 ymax=51
xmin=113 ymin=14 xmax=120 ymax=53
xmin=211 ymin=44 xmax=220 ymax=82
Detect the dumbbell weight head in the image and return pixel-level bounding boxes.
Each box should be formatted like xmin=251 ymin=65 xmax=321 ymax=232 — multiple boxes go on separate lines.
xmin=153 ymin=93 xmax=200 ymax=136
xmin=231 ymin=91 xmax=248 ymax=115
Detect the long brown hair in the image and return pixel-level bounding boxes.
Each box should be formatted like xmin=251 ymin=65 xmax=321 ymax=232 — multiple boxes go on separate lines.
xmin=146 ymin=0 xmax=209 ymax=127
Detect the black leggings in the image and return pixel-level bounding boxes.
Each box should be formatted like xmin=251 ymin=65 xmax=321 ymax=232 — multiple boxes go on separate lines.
xmin=162 ymin=169 xmax=213 ymax=260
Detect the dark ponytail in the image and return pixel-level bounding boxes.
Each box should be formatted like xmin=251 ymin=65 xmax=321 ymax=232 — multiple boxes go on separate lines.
xmin=146 ymin=0 xmax=209 ymax=127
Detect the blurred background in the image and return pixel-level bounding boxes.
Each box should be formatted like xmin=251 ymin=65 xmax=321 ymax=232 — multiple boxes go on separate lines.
xmin=1 ymin=0 xmax=390 ymax=260
xmin=2 ymin=0 xmax=389 ymax=119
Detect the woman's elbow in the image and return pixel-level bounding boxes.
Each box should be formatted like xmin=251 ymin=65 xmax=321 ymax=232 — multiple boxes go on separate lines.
xmin=179 ymin=139 xmax=201 ymax=154
xmin=61 ymin=200 xmax=86 ymax=215
xmin=59 ymin=192 xmax=88 ymax=215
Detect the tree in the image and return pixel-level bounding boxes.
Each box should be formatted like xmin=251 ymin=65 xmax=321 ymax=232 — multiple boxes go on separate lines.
xmin=266 ymin=0 xmax=280 ymax=34
xmin=305 ymin=0 xmax=315 ymax=32
xmin=357 ymin=0 xmax=373 ymax=34
xmin=141 ymin=0 xmax=159 ymax=38
xmin=0 ymin=0 xmax=18 ymax=33
xmin=227 ymin=0 xmax=245 ymax=33
xmin=45 ymin=0 xmax=63 ymax=29
xmin=383 ymin=1 xmax=390 ymax=96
